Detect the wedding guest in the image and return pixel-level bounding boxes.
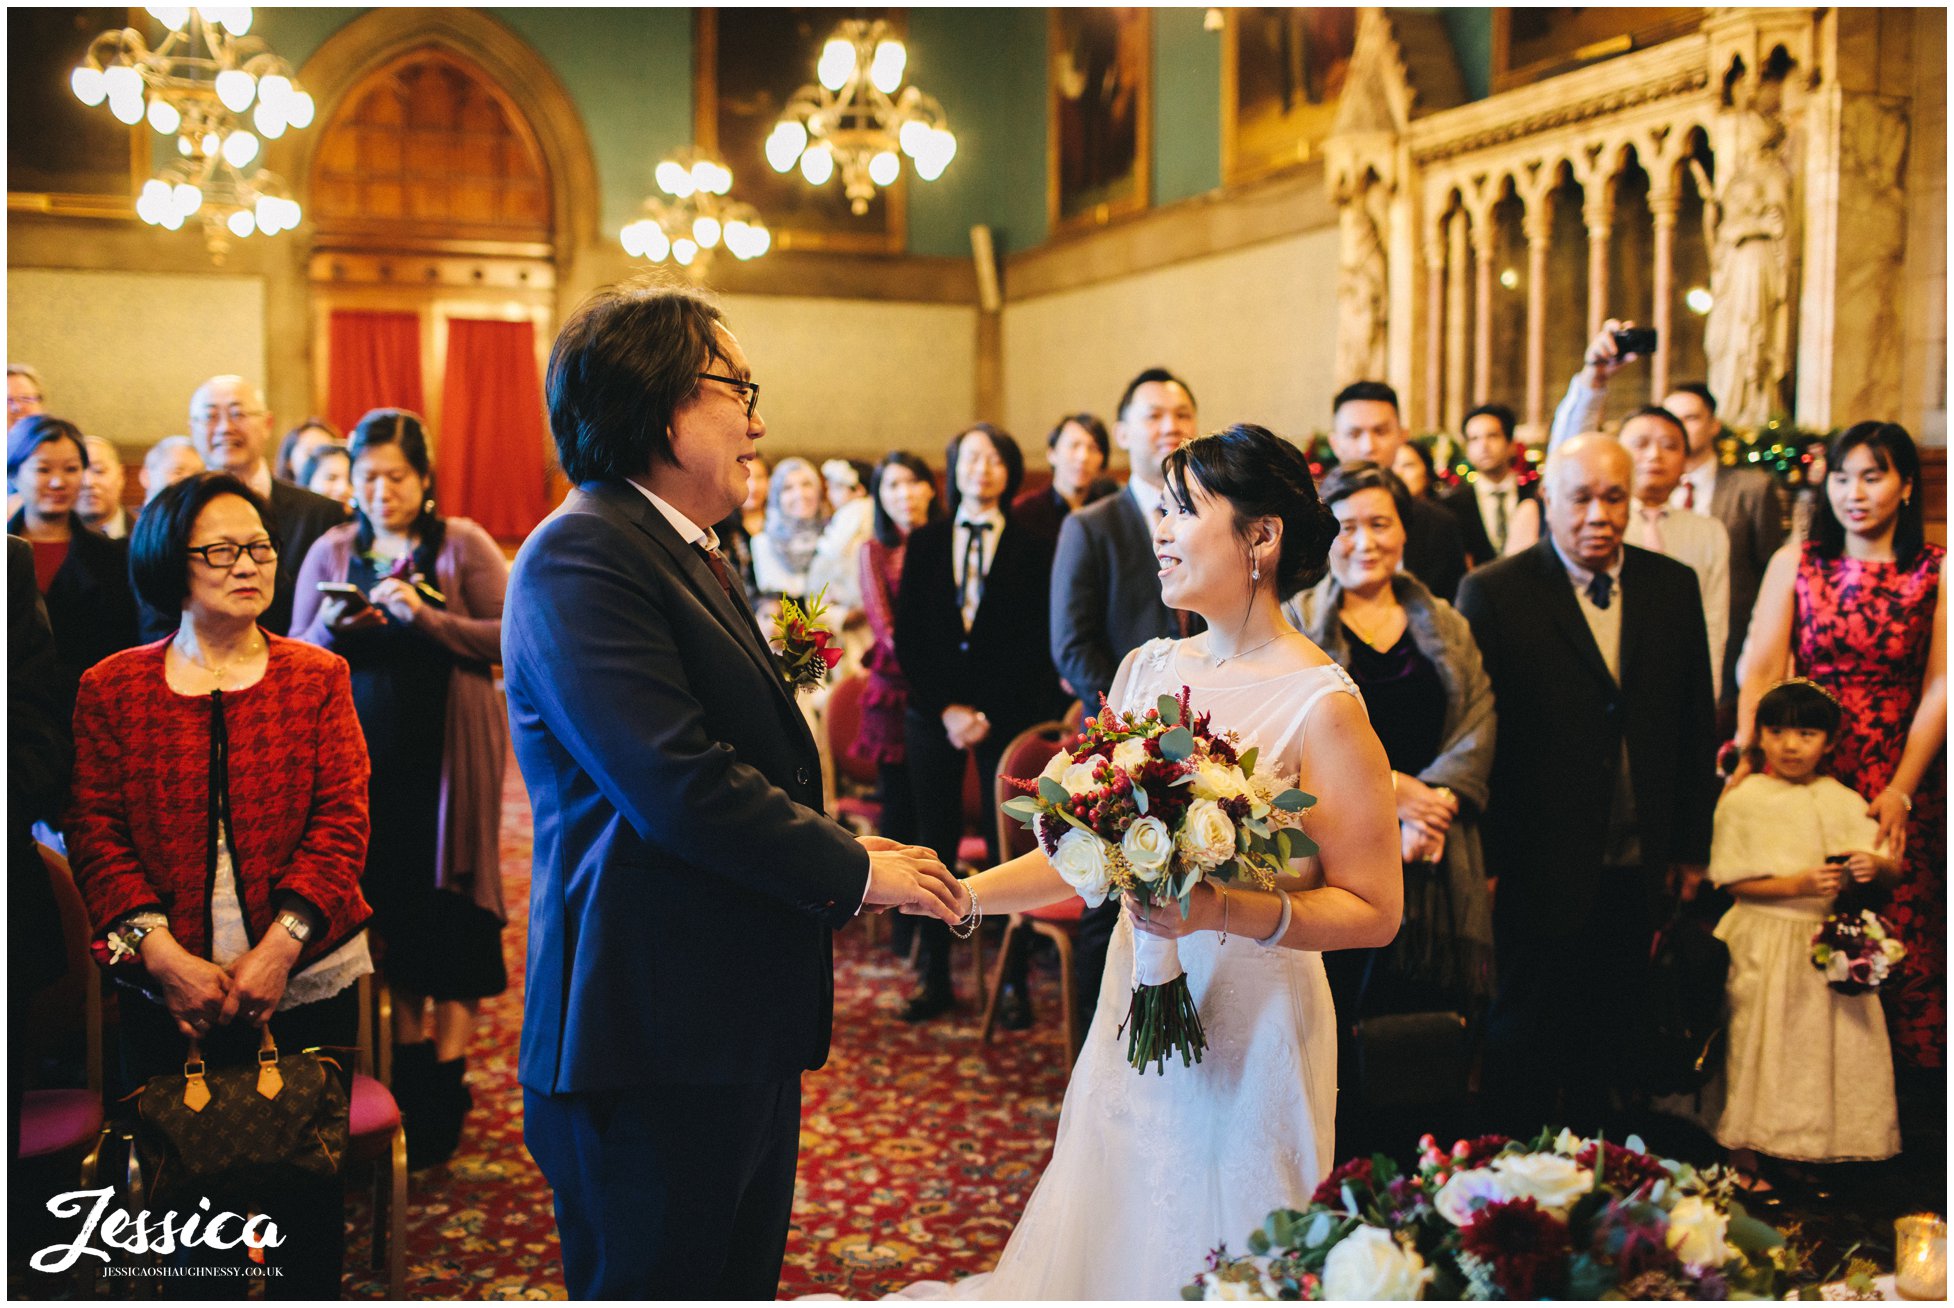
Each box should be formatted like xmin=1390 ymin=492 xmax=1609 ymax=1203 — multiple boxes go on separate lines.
xmin=1549 ymin=319 xmax=1787 ymax=726
xmin=7 ymin=415 xmax=138 ymax=708
xmin=1328 ymin=381 xmax=1468 ymax=599
xmin=66 ymin=471 xmax=372 ymax=1296
xmin=1440 ymin=403 xmax=1540 ymax=565
xmin=77 ymin=435 xmax=130 ymax=539
xmin=1051 ymin=369 xmax=1201 ymax=1030
xmin=138 ymin=375 xmax=348 ymax=640
xmin=857 ymin=451 xmax=942 ymax=958
xmin=300 ymin=442 xmax=353 ymax=507
xmin=8 ymin=364 xmax=45 ymax=424
xmin=1286 ymin=462 xmax=1495 ymax=1147
xmin=897 ymin=423 xmax=1066 ymax=1023
xmin=1710 ymin=678 xmax=1899 ymax=1189
xmin=275 ymin=416 xmax=340 ymax=484
xmin=292 ymin=409 xmax=510 ymax=1169
xmin=1618 ymin=408 xmax=1731 ymax=698
xmin=1013 ymin=412 xmax=1118 ymax=545
xmin=751 ymin=455 xmax=828 ymax=607
xmin=1391 ymin=439 xmax=1439 ymax=503
xmin=1737 ymin=421 xmax=1944 ymax=1072
xmin=1458 ymin=434 xmax=1716 ymax=1136
xmin=141 ymin=435 xmax=204 ymax=504
xmin=808 ymin=458 xmax=876 ymax=612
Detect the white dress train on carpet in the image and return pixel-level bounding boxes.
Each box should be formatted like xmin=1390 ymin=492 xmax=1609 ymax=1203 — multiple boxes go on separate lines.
xmin=884 ymin=639 xmax=1354 ymax=1301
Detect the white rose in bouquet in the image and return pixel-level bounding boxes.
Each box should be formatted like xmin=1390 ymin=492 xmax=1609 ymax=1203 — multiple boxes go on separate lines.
xmin=1321 ymin=1225 xmax=1432 ymax=1300
xmin=1060 ymin=759 xmax=1102 ymax=796
xmin=1122 ymin=815 xmax=1174 ymax=882
xmin=1039 ymin=749 xmax=1073 ymax=786
xmin=1433 ymin=1167 xmax=1509 ymax=1226
xmin=1191 ymin=758 xmax=1252 ymax=802
xmin=1052 ymin=828 xmax=1114 ymax=905
xmin=1112 ymin=737 xmax=1151 ymax=774
xmin=1881 ymin=937 xmax=1907 ymax=962
xmin=1177 ymin=799 xmax=1237 ymax=871
xmin=1489 ymin=1152 xmax=1591 ymax=1214
xmin=1664 ymin=1195 xmax=1732 ymax=1270
xmin=1202 ymin=1255 xmax=1280 ymax=1301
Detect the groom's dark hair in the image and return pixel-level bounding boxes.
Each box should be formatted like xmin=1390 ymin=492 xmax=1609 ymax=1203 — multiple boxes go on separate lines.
xmin=547 ymin=279 xmax=727 ymax=483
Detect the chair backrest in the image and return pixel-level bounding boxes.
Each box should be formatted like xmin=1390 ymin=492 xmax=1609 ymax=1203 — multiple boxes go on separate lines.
xmin=1062 ymin=699 xmax=1087 ymax=733
xmin=993 ymin=721 xmax=1070 ymax=862
xmin=823 ymin=671 xmax=879 ymax=790
xmin=21 ymin=844 xmax=103 ymax=1094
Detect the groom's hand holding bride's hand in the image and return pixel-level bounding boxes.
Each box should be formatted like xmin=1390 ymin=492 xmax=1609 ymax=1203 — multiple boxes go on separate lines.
xmin=858 ymin=836 xmax=964 ymax=923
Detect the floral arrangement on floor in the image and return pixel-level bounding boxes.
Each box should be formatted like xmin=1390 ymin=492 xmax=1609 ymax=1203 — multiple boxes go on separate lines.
xmin=770 ymin=587 xmax=844 ymax=692
xmin=1810 ymin=905 xmax=1907 ymax=995
xmin=1002 ymin=688 xmax=1314 ymax=1074
xmin=1182 ymin=1128 xmax=1806 ymax=1300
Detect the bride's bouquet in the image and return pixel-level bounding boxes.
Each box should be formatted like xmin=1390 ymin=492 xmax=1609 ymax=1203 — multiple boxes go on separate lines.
xmin=1002 ymin=687 xmax=1315 ymax=1074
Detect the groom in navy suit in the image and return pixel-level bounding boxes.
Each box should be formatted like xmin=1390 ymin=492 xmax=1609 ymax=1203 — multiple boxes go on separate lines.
xmin=504 ymin=283 xmax=963 ymax=1299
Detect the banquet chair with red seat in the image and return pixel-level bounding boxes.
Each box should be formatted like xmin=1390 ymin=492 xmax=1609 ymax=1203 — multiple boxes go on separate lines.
xmin=978 ymin=721 xmax=1088 ymax=1064
xmin=18 ymin=844 xmax=105 ymax=1174
xmin=349 ymin=973 xmax=408 ymax=1297
xmin=823 ymin=670 xmax=883 ymax=836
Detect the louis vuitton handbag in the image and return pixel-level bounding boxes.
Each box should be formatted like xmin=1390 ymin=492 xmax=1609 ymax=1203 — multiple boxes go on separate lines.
xmin=133 ymin=1024 xmax=351 ymax=1205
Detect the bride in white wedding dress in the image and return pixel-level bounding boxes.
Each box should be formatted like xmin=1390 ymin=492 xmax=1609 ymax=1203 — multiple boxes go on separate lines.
xmin=884 ymin=425 xmax=1404 ymax=1301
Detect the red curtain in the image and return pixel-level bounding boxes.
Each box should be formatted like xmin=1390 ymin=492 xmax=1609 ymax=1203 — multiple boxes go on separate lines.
xmin=440 ymin=318 xmax=551 ymax=540
xmin=326 ymin=310 xmax=425 ymax=437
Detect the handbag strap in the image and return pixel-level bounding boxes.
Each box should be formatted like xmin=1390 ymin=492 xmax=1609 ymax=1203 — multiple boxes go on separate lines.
xmin=177 ymin=1023 xmax=285 ymax=1111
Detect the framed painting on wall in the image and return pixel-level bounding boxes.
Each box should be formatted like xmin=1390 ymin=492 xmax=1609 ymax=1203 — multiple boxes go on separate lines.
xmin=695 ymin=8 xmax=905 ymax=255
xmin=7 ymin=7 xmax=146 ymax=218
xmin=1048 ymin=7 xmax=1150 ymax=234
xmin=1221 ymin=7 xmax=1356 ymax=184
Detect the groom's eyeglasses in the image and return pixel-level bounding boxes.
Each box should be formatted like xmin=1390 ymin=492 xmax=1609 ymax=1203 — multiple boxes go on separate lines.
xmin=697 ymin=372 xmax=760 ymax=419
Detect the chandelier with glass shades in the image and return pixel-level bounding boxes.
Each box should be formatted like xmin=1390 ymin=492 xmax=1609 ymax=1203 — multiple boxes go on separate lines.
xmin=620 ymin=150 xmax=772 ymax=277
xmin=764 ymin=19 xmax=957 ymax=215
xmin=69 ymin=7 xmax=312 ymax=261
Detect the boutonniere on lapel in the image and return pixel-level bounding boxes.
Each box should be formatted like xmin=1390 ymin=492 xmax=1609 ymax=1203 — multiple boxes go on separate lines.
xmin=770 ymin=586 xmax=844 ymax=693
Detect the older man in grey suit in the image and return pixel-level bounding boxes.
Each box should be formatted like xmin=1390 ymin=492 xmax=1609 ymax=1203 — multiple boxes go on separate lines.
xmin=1048 ymin=365 xmax=1200 ymax=1029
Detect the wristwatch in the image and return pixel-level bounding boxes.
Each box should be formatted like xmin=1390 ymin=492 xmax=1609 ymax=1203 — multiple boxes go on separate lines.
xmin=273 ymin=911 xmax=314 ymax=945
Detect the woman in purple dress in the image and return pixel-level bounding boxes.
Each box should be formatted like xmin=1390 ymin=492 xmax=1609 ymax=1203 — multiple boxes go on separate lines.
xmin=856 ymin=452 xmax=942 ymax=955
xmin=1739 ymin=421 xmax=1945 ymax=1071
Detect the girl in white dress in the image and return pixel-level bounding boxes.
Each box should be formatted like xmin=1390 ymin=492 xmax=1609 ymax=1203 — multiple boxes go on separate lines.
xmin=1710 ymin=678 xmax=1900 ymax=1186
xmin=889 ymin=424 xmax=1403 ymax=1299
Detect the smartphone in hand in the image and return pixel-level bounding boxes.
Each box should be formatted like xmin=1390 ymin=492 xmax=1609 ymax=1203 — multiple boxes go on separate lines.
xmin=315 ymin=580 xmax=371 ymax=610
xmin=1613 ymin=326 xmax=1658 ymax=357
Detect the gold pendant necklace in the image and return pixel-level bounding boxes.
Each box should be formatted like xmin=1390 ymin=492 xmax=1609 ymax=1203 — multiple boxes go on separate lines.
xmin=176 ymin=633 xmax=263 ymax=686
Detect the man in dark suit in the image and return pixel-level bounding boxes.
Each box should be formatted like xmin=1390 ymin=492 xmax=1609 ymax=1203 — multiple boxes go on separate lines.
xmin=1328 ymin=381 xmax=1468 ymax=599
xmin=139 ymin=375 xmax=347 ymax=639
xmin=1049 ymin=366 xmax=1199 ymax=1029
xmin=502 ymin=285 xmax=961 ymax=1299
xmin=1548 ymin=321 xmax=1788 ymax=731
xmin=1439 ymin=403 xmax=1539 ymax=566
xmin=1456 ymin=434 xmax=1716 ymax=1137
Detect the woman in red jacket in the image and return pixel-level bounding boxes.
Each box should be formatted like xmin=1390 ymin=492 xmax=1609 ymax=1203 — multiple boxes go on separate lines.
xmin=65 ymin=471 xmax=371 ymax=1297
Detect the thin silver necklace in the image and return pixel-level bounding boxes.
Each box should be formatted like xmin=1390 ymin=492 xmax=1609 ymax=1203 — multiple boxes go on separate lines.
xmin=1208 ymin=631 xmax=1288 ymax=667
xmin=174 ymin=631 xmax=264 ymax=686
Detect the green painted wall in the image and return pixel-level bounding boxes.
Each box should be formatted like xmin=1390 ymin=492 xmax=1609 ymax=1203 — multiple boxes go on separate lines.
xmin=906 ymin=8 xmax=1049 ymax=258
xmin=1152 ymin=8 xmax=1222 ymax=207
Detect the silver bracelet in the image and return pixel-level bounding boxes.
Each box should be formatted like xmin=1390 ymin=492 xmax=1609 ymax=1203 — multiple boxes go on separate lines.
xmin=948 ymin=881 xmax=983 ymax=940
xmin=1254 ymin=889 xmax=1293 ymax=949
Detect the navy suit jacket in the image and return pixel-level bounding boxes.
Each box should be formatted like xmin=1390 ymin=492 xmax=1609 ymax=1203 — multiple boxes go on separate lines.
xmin=1456 ymin=539 xmax=1716 ymax=935
xmin=503 ymin=481 xmax=870 ymax=1094
xmin=1050 ymin=489 xmax=1184 ymax=711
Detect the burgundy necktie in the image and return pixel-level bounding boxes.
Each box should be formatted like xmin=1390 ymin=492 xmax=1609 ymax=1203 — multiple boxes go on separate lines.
xmin=695 ymin=542 xmax=739 ymax=602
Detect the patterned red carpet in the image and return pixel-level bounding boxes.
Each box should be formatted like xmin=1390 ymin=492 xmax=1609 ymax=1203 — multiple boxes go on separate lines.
xmin=340 ymin=757 xmax=1071 ymax=1299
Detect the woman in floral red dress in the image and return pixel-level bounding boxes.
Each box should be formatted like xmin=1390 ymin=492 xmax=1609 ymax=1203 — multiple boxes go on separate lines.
xmin=1740 ymin=422 xmax=1946 ymax=1070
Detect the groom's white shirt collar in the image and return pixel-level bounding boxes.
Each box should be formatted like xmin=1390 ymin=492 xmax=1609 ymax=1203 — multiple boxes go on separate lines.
xmin=627 ymin=479 xmax=721 ymax=553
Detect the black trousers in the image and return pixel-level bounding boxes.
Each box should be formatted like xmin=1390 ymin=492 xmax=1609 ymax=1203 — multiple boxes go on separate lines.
xmin=525 ymin=1077 xmax=801 ymax=1299
xmin=903 ymin=710 xmax=1028 ymax=993
xmin=119 ymin=986 xmax=358 ymax=1300
xmin=878 ymin=761 xmax=921 ymax=960
xmin=1482 ymin=865 xmax=1659 ymax=1139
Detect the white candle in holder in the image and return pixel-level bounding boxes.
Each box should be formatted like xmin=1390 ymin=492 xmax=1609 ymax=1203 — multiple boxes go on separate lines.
xmin=1895 ymin=1213 xmax=1946 ymax=1300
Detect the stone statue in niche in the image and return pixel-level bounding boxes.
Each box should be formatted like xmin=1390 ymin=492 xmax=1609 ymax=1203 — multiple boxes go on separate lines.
xmin=1337 ymin=178 xmax=1389 ymax=384
xmin=1692 ymin=109 xmax=1793 ymax=431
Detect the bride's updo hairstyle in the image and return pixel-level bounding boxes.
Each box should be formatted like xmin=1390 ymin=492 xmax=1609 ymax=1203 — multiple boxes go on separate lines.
xmin=1163 ymin=423 xmax=1337 ymax=594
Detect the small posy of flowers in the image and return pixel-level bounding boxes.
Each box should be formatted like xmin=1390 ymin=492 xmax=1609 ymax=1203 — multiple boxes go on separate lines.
xmin=1810 ymin=907 xmax=1906 ymax=995
xmin=1182 ymin=1127 xmax=1805 ymax=1301
xmin=770 ymin=587 xmax=844 ymax=692
xmin=1003 ymin=688 xmax=1316 ymax=1074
